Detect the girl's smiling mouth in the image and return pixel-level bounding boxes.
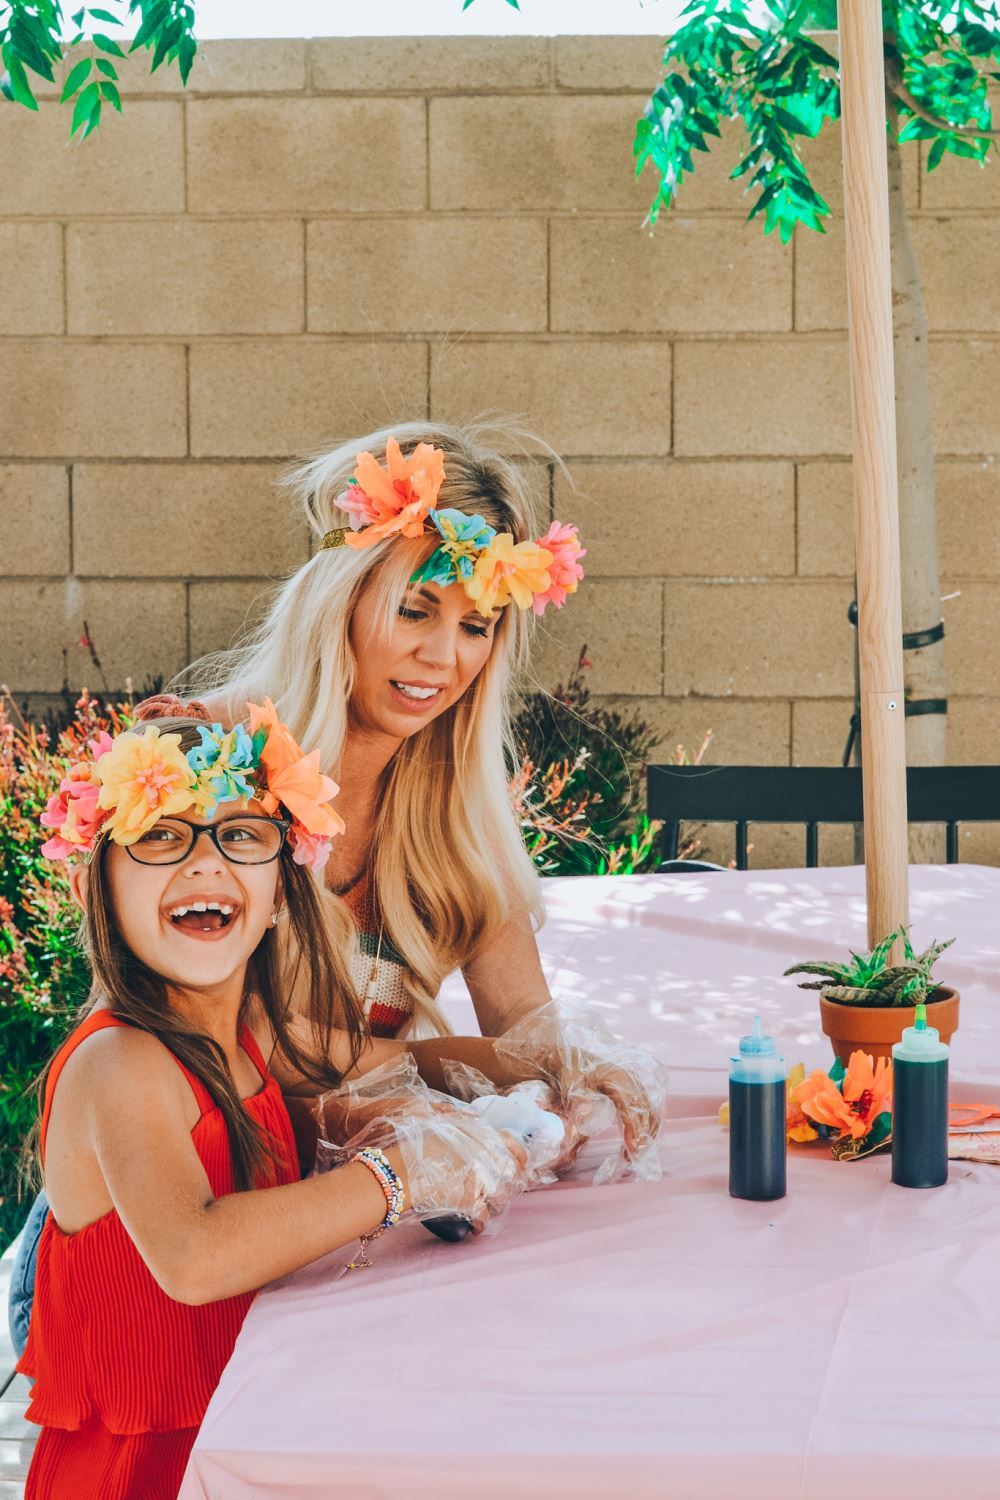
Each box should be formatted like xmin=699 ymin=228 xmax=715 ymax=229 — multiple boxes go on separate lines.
xmin=163 ymin=895 xmax=242 ymax=940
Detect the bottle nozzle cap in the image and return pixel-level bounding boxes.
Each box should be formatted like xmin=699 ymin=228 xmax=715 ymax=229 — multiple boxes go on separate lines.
xmin=739 ymin=1014 xmax=776 ymax=1056
xmin=915 ymin=1002 xmax=927 ymax=1031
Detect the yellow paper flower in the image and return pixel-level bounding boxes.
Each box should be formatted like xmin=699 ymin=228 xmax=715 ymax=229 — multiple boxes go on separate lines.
xmin=96 ymin=727 xmax=198 ymax=845
xmin=464 ymin=534 xmax=553 ymax=617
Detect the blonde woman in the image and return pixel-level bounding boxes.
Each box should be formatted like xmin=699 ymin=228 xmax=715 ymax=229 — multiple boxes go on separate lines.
xmin=183 ymin=422 xmax=661 ymax=1160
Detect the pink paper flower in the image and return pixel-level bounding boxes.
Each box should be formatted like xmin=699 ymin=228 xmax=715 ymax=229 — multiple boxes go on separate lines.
xmin=532 ymin=522 xmax=586 ymax=616
xmin=289 ymin=827 xmax=334 ymax=871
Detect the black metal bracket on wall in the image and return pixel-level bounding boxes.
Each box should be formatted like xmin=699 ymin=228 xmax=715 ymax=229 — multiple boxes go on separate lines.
xmin=843 ymin=603 xmax=947 ymax=766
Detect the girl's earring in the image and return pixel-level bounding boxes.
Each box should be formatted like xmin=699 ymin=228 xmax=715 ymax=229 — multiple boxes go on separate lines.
xmin=269 ymin=912 xmax=278 ymax=927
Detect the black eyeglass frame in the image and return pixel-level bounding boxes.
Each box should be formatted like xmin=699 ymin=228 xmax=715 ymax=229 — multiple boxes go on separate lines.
xmin=123 ymin=814 xmax=292 ymax=867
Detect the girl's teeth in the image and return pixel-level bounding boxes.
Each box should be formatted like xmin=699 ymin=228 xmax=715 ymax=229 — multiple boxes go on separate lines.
xmin=395 ymin=683 xmax=438 ymax=700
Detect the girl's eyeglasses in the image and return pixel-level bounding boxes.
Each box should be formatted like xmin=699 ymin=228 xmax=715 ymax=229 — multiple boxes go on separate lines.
xmin=125 ymin=816 xmax=291 ymax=867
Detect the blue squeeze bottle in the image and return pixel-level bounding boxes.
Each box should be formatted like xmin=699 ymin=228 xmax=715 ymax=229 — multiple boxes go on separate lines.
xmin=891 ymin=1002 xmax=949 ymax=1189
xmin=729 ymin=1016 xmax=786 ymax=1201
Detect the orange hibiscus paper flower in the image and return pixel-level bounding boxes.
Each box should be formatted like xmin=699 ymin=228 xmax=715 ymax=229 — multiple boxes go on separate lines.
xmin=794 ymin=1051 xmax=893 ymax=1141
xmin=343 ymin=438 xmax=446 ymax=549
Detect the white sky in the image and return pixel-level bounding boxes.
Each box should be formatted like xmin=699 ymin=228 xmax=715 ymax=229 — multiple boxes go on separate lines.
xmin=101 ymin=0 xmax=691 ymax=39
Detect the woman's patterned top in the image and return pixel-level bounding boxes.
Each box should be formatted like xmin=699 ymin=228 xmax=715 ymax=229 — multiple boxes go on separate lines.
xmin=338 ymin=868 xmax=414 ymax=1039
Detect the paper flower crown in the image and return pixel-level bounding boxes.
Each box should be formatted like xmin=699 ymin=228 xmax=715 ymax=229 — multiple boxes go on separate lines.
xmin=39 ymin=698 xmax=344 ymax=873
xmin=320 ymin=437 xmax=586 ymax=618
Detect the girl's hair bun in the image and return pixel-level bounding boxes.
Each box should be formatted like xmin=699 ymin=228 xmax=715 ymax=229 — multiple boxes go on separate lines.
xmin=133 ymin=693 xmax=213 ymax=724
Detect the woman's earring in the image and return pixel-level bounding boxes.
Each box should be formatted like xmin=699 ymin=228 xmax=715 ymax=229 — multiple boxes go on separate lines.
xmin=269 ymin=912 xmax=278 ymax=927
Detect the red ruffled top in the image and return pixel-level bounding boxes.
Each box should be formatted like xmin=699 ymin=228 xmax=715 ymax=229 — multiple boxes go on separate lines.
xmin=18 ymin=1009 xmax=299 ymax=1434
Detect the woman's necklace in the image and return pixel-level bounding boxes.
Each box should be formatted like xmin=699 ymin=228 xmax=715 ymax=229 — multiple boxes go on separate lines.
xmin=365 ymin=923 xmax=385 ymax=1004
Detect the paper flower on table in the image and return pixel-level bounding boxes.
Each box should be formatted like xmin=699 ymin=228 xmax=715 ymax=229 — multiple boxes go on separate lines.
xmin=793 ymin=1051 xmax=893 ymax=1159
xmin=342 ymin=438 xmax=446 ymax=549
xmin=531 ymin=522 xmax=586 ymax=617
xmin=94 ymin=727 xmax=198 ymax=846
xmin=412 ymin=509 xmax=497 ymax=587
xmin=187 ymin=724 xmax=258 ymax=816
xmin=718 ymin=1060 xmax=819 ymax=1144
xmin=465 ymin=533 xmax=554 ymax=618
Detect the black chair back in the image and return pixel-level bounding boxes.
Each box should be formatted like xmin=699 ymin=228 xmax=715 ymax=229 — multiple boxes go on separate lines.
xmin=647 ymin=765 xmax=1000 ymax=870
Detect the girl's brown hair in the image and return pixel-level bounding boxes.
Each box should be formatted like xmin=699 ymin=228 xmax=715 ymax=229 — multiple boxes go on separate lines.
xmin=26 ymin=717 xmax=367 ymax=1192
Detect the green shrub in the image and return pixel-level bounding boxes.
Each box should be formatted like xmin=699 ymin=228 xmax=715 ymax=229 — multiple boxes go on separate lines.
xmin=0 ymin=690 xmax=133 ymax=1250
xmin=513 ymin=647 xmax=711 ymax=875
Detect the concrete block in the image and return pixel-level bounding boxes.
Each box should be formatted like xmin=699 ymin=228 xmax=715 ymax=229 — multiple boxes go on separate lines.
xmin=931 ymin=340 xmax=1000 ymax=455
xmin=73 ymin=463 xmax=308 ymax=578
xmin=674 ymin=339 xmax=851 ymax=457
xmin=554 ymin=36 xmax=665 ymax=92
xmin=941 ymin=582 xmax=1000 ymax=696
xmin=307 ymin=218 xmax=546 ymax=334
xmin=798 ymin=215 xmax=1000 ymax=333
xmin=67 ymin=220 xmax=304 ymax=335
xmin=948 ymin=698 xmax=1000 ymax=763
xmin=798 ymin=460 xmax=1000 ymax=580
xmin=921 ymin=137 xmax=1000 ymax=211
xmin=557 ymin=460 xmax=794 ymax=576
xmin=595 ymin=694 xmax=790 ymax=765
xmin=0 ymin=102 xmax=183 ymax=215
xmin=914 ymin=217 xmax=1000 ymax=332
xmin=550 ymin=218 xmax=792 ymax=334
xmin=187 ymin=98 xmax=426 ymax=213
xmin=663 ymin=580 xmax=854 ymax=698
xmin=0 ymin=465 xmax=70 ymax=575
xmin=0 ymin=579 xmax=185 ymax=693
xmin=188 ymin=579 xmax=278 ymax=661
xmin=0 ymin=343 xmax=186 ymax=458
xmin=2 ymin=224 xmax=64 ymax=334
xmin=310 ymin=36 xmax=550 ymax=92
xmin=431 ymin=340 xmax=671 ymax=458
xmin=791 ymin=697 xmax=855 ymax=764
xmin=430 ymin=96 xmax=648 ymax=211
xmin=189 ymin=340 xmax=428 ymax=457
xmin=35 ymin=38 xmax=308 ymax=96
xmin=530 ymin=577 xmax=663 ymax=697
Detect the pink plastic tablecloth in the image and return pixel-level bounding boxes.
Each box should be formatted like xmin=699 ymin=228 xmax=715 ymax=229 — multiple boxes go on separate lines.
xmin=180 ymin=865 xmax=1000 ymax=1500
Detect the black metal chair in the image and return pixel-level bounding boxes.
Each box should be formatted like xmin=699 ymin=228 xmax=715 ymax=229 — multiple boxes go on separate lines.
xmin=647 ymin=765 xmax=1000 ymax=871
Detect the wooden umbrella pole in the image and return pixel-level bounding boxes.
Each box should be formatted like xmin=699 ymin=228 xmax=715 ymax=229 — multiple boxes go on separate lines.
xmin=839 ymin=0 xmax=910 ymax=953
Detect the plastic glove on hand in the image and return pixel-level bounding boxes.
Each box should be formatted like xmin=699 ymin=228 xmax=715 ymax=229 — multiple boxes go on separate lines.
xmin=494 ymin=999 xmax=668 ymax=1184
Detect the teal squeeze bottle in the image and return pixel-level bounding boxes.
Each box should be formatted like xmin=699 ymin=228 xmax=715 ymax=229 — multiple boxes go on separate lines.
xmin=891 ymin=1002 xmax=949 ymax=1189
xmin=729 ymin=1016 xmax=786 ymax=1201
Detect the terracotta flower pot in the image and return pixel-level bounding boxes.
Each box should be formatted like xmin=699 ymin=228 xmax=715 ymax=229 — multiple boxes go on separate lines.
xmin=819 ymin=985 xmax=960 ymax=1066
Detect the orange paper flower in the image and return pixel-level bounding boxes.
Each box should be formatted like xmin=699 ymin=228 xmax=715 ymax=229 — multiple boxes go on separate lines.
xmin=794 ymin=1051 xmax=892 ymax=1140
xmin=343 ymin=439 xmax=446 ymax=549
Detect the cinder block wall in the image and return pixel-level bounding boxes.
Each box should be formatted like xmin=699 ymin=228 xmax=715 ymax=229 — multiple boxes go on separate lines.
xmin=2 ymin=36 xmax=998 ymax=863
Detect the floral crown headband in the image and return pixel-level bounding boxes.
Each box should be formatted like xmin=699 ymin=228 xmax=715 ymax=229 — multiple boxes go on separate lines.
xmin=319 ymin=437 xmax=585 ymax=619
xmin=40 ymin=697 xmax=344 ymax=873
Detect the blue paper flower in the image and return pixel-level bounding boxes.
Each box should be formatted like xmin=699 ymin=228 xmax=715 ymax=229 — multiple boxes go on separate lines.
xmin=187 ymin=724 xmax=259 ymax=815
xmin=411 ymin=509 xmax=497 ymax=587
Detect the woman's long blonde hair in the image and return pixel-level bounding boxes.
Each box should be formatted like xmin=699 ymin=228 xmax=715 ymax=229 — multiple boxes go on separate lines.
xmin=181 ymin=421 xmax=546 ymax=1034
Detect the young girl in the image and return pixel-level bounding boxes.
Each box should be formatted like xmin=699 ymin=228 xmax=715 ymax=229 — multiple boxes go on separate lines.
xmin=19 ymin=707 xmax=540 ymax=1499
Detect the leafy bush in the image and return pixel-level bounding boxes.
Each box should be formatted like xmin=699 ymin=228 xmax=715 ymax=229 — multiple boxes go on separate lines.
xmin=513 ymin=647 xmax=711 ymax=874
xmin=0 ymin=689 xmax=134 ymax=1250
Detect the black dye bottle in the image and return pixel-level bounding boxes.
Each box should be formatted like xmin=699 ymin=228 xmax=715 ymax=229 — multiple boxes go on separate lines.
xmin=729 ymin=1016 xmax=786 ymax=1202
xmin=891 ymin=1002 xmax=949 ymax=1189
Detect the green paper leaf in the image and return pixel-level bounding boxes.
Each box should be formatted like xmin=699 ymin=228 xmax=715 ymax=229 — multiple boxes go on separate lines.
xmin=70 ymin=78 xmax=101 ymax=136
xmin=95 ymin=56 xmax=118 ymax=80
xmin=93 ymin=33 xmax=126 ymax=58
xmin=3 ymin=56 xmax=38 ymax=110
xmin=89 ymin=7 xmax=124 ymax=23
xmin=828 ymin=1057 xmax=846 ymax=1087
xmin=99 ymin=78 xmax=121 ymax=111
xmin=60 ymin=55 xmax=93 ymax=103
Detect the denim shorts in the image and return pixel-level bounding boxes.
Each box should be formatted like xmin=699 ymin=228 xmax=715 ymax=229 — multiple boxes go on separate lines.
xmin=7 ymin=1189 xmax=48 ymax=1361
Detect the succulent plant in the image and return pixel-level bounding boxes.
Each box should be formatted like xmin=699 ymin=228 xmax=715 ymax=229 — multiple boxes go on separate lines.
xmin=784 ymin=929 xmax=954 ymax=1008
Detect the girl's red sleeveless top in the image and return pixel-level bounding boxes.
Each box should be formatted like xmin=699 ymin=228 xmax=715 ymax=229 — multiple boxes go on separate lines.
xmin=17 ymin=1009 xmax=300 ymax=1434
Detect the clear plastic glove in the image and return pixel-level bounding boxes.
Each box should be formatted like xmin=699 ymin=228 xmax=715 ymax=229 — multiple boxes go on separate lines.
xmin=492 ymin=999 xmax=669 ymax=1185
xmin=314 ymin=1058 xmax=533 ymax=1235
